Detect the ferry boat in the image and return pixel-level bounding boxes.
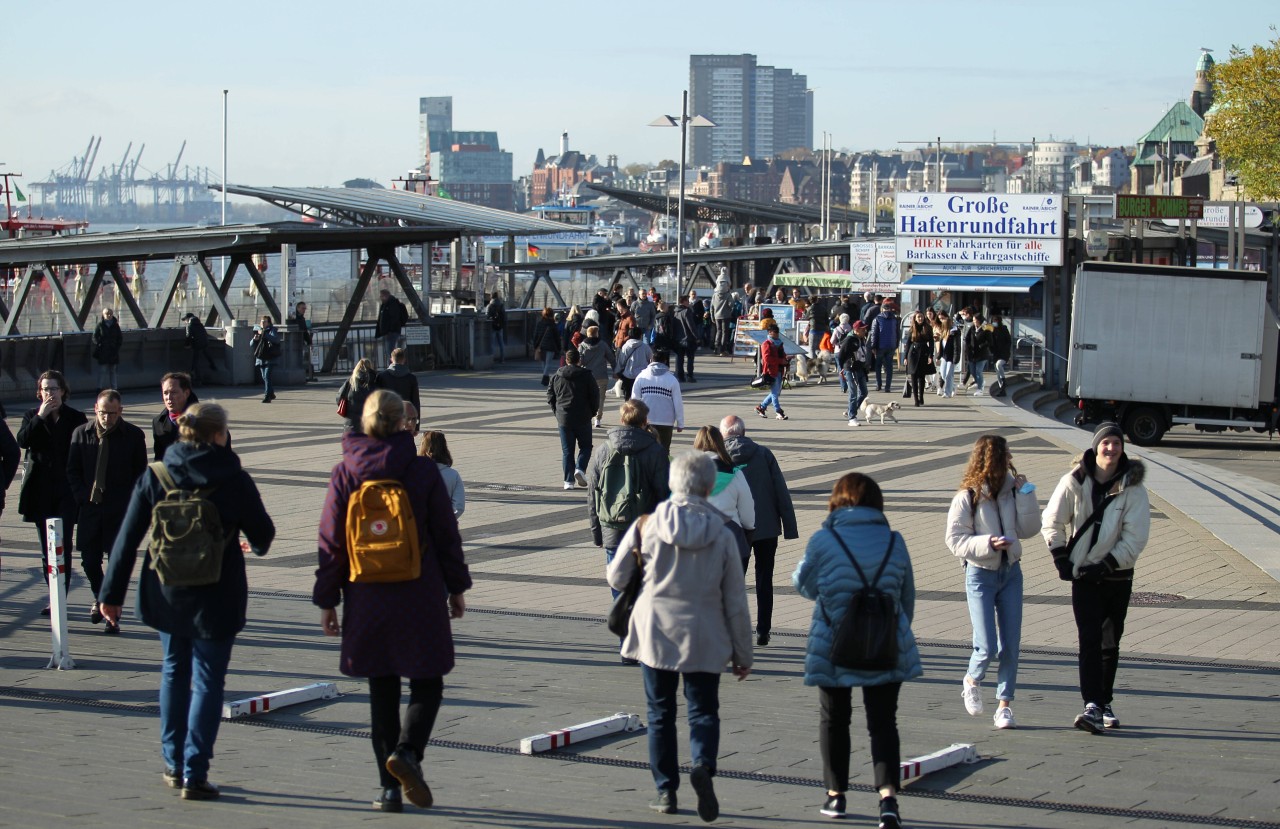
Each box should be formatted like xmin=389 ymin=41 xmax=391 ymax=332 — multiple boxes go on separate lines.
xmin=1 ymin=173 xmax=89 ymax=239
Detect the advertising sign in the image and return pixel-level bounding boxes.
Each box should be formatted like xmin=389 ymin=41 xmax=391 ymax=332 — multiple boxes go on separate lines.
xmin=851 ymin=241 xmax=900 ymax=291
xmin=851 ymin=241 xmax=875 ymax=281
xmin=874 ymin=241 xmax=901 ymax=282
xmin=895 ymin=193 xmax=1063 ymax=238
xmin=896 ymin=236 xmax=1062 ymax=267
xmin=1114 ymin=195 xmax=1204 ymax=220
xmin=1160 ymin=202 xmax=1264 ymax=229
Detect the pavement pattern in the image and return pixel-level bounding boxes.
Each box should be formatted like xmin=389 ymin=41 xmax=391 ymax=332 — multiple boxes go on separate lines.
xmin=1 ymin=358 xmax=1277 ymax=829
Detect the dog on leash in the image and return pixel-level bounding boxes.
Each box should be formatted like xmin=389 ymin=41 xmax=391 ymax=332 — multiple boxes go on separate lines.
xmin=858 ymin=399 xmax=901 ymax=425
xmin=793 ymin=351 xmax=837 ymax=385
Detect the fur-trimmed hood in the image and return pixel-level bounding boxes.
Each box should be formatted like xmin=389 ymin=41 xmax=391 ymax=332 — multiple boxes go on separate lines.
xmin=1070 ymin=449 xmax=1145 ymax=492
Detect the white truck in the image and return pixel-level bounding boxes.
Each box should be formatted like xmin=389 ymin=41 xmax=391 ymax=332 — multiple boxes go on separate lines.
xmin=1067 ymin=261 xmax=1280 ymax=445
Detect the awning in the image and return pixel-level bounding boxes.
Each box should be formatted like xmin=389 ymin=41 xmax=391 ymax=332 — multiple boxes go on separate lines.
xmin=773 ymin=272 xmax=853 ymax=289
xmin=901 ymin=274 xmax=1042 ymax=293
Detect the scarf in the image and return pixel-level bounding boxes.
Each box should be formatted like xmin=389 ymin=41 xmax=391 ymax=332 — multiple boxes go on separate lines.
xmin=90 ymin=419 xmax=119 ymax=504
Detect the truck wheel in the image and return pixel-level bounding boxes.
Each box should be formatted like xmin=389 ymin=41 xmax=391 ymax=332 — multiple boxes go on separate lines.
xmin=1123 ymin=406 xmax=1166 ymax=446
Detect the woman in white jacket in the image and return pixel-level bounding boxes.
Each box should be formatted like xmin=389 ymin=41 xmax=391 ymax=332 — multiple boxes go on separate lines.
xmin=945 ymin=434 xmax=1040 ymax=729
xmin=693 ymin=426 xmax=756 ymax=568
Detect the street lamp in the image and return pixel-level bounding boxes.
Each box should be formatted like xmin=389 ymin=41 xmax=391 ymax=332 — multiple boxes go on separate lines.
xmin=651 ymin=91 xmax=715 ymax=298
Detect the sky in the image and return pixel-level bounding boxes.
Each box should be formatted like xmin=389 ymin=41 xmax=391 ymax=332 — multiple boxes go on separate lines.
xmin=3 ymin=1 xmax=1275 ymax=201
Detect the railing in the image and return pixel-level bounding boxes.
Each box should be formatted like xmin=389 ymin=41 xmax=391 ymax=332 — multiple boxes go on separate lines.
xmin=1016 ymin=337 xmax=1068 ymax=386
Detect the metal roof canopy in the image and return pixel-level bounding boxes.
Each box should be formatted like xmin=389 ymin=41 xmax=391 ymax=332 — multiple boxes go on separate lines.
xmin=0 ymin=222 xmax=448 ymax=357
xmin=218 ymin=185 xmax=576 ymax=235
xmin=586 ymin=183 xmax=869 ymax=227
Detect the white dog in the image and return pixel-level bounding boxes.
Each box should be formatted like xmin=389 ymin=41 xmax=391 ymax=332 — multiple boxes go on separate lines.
xmin=858 ymin=399 xmax=901 ymax=425
xmin=793 ymin=351 xmax=837 ymax=385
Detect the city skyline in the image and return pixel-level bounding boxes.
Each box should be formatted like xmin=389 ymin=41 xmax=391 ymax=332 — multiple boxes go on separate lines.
xmin=3 ymin=1 xmax=1274 ymax=201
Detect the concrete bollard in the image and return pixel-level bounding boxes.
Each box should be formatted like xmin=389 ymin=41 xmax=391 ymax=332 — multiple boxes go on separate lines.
xmin=44 ymin=518 xmax=75 ymax=671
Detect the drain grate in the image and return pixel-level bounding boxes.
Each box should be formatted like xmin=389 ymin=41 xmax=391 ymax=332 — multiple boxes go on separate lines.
xmin=1131 ymin=591 xmax=1187 ymax=605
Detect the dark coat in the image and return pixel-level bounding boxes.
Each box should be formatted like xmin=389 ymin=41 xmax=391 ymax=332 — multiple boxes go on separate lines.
xmin=375 ymin=365 xmax=421 ymax=415
xmin=92 ymin=318 xmax=124 ymax=365
xmin=337 ymin=379 xmax=375 ymax=433
xmin=965 ymin=324 xmax=993 ymax=362
xmin=100 ymin=441 xmax=275 ymax=639
xmin=252 ymin=324 xmax=281 ymax=367
xmin=547 ymin=364 xmax=599 ymax=426
xmin=375 ymin=296 xmax=409 ymax=338
xmin=724 ymin=435 xmax=799 ymax=541
xmin=990 ymin=324 xmax=1012 ymax=362
xmin=152 ymin=392 xmax=198 ymax=462
xmin=939 ymin=329 xmax=960 ymax=363
xmin=673 ymin=305 xmax=700 ymax=348
xmin=66 ymin=419 xmax=149 ymax=555
xmin=16 ymin=404 xmax=88 ymax=521
xmin=585 ymin=425 xmax=671 ymax=549
xmin=533 ymin=317 xmax=562 ymax=355
xmin=0 ymin=419 xmax=19 ymax=513
xmin=313 ymin=431 xmax=471 ymax=679
xmin=184 ymin=317 xmax=210 ymax=350
xmin=289 ymin=310 xmax=313 ymax=345
xmin=906 ymin=335 xmax=934 ymax=376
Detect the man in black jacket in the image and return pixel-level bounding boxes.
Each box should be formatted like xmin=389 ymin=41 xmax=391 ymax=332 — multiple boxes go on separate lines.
xmin=720 ymin=414 xmax=799 ymax=646
xmin=182 ymin=313 xmax=219 ymax=385
xmin=17 ymin=370 xmax=88 ymax=608
xmin=989 ymin=314 xmax=1013 ymax=396
xmin=375 ymin=289 xmax=409 ymax=366
xmin=375 ymin=349 xmax=421 ymax=419
xmin=548 ymin=348 xmax=600 ymax=490
xmin=673 ymin=295 xmax=701 ymax=382
xmin=0 ymin=404 xmax=22 ymax=585
xmin=66 ymin=389 xmax=148 ymax=632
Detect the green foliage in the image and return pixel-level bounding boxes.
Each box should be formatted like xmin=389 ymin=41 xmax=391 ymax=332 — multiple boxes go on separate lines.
xmin=1206 ymin=29 xmax=1280 ymax=200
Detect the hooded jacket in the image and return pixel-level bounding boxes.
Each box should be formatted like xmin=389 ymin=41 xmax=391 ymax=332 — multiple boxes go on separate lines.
xmin=547 ymin=363 xmax=599 ymax=426
xmin=375 ymin=363 xmax=421 ymax=415
xmin=586 ymin=425 xmax=670 ymax=549
xmin=706 ymin=456 xmax=755 ymax=532
xmin=99 ymin=441 xmax=275 ymax=639
xmin=1041 ymin=450 xmax=1149 ymax=578
xmin=944 ymin=473 xmax=1041 ymax=570
xmin=577 ymin=335 xmax=614 ymax=381
xmin=723 ymin=435 xmax=798 ymax=540
xmin=711 ymin=274 xmax=733 ymax=320
xmin=792 ymin=506 xmax=923 ymax=687
xmin=631 ymin=362 xmax=684 ymax=428
xmin=314 ymin=431 xmax=471 ymax=678
xmin=607 ymin=494 xmax=753 ymax=674
xmin=616 ymin=337 xmax=652 ymax=379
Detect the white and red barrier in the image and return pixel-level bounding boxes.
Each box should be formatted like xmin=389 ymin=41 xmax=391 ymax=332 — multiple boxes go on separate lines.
xmin=520 ymin=713 xmax=643 ymax=754
xmin=45 ymin=518 xmax=75 ymax=671
xmin=900 ymin=743 xmax=978 ymax=782
xmin=222 ymin=682 xmax=339 ymax=719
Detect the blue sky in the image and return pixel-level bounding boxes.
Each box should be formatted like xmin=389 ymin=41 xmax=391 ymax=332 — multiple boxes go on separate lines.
xmin=4 ymin=1 xmax=1274 ymax=196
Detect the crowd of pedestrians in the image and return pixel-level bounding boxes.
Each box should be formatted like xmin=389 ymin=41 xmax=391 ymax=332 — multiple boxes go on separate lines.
xmin=2 ymin=285 xmax=1155 ymax=827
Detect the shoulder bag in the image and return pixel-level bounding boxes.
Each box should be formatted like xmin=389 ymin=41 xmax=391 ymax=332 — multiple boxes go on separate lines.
xmin=607 ymin=515 xmax=650 ymax=638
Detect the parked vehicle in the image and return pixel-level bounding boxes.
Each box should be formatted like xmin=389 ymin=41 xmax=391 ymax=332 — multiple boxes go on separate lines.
xmin=1067 ymin=261 xmax=1279 ymax=445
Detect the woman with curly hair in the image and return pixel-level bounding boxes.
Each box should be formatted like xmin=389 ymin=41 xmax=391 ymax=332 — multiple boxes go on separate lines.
xmin=944 ymin=434 xmax=1040 ymax=728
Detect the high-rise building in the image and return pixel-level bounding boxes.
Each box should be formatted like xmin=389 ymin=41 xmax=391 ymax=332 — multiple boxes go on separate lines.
xmin=419 ymin=97 xmax=453 ymax=173
xmin=689 ymin=54 xmax=813 ymax=167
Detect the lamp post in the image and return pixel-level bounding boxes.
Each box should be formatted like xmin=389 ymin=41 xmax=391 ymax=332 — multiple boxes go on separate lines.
xmin=651 ymin=92 xmax=715 ymax=298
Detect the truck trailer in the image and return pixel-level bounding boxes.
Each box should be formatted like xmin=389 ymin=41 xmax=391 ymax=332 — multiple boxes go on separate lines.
xmin=1067 ymin=261 xmax=1280 ymax=445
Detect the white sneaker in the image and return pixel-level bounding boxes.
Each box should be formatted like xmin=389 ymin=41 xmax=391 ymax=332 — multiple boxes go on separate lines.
xmin=973 ymin=390 xmax=985 ymax=397
xmin=847 ymin=418 xmax=859 ymax=427
xmin=562 ymin=481 xmax=574 ymax=490
xmin=962 ymin=680 xmax=984 ymax=716
xmin=592 ymin=417 xmax=601 ymax=428
xmin=994 ymin=707 xmax=1016 ymax=729
xmin=573 ymin=469 xmax=588 ymax=488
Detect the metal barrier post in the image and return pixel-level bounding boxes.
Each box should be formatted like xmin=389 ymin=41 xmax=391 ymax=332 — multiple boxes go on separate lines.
xmin=45 ymin=517 xmax=75 ymax=670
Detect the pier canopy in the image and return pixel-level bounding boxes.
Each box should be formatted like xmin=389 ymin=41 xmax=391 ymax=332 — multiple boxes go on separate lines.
xmin=217 ymin=185 xmax=575 ymax=235
xmin=585 ymin=183 xmax=868 ymax=227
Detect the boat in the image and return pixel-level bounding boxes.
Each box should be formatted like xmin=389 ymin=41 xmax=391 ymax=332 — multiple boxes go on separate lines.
xmin=1 ymin=173 xmax=90 ymax=239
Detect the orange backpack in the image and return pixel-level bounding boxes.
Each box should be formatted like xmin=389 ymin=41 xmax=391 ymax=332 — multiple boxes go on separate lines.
xmin=345 ymin=480 xmax=421 ymax=583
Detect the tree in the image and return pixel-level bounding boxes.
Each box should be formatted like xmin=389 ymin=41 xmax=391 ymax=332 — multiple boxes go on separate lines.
xmin=621 ymin=163 xmax=652 ymax=177
xmin=1206 ymin=29 xmax=1280 ymax=200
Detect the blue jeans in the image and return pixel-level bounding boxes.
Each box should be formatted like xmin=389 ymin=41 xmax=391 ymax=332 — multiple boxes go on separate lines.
xmin=259 ymin=361 xmax=275 ymax=397
xmin=492 ymin=327 xmax=506 ymax=361
xmin=604 ymin=548 xmax=620 ymax=600
xmin=558 ymin=420 xmax=592 ymax=484
xmin=159 ymin=633 xmax=235 ymax=781
xmin=845 ymin=368 xmax=868 ymax=419
xmin=940 ymin=359 xmax=956 ymax=396
xmin=642 ymin=666 xmax=721 ymax=793
xmin=874 ymin=350 xmax=895 ymax=391
xmin=964 ymin=560 xmax=1023 ymax=701
xmin=540 ymin=352 xmax=558 ymax=378
xmin=381 ymin=332 xmax=400 ymax=365
xmin=971 ymin=359 xmax=987 ymax=392
xmin=759 ymin=373 xmax=783 ymax=413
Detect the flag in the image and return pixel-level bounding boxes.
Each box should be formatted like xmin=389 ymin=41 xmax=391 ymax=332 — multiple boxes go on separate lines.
xmin=528 ymin=244 xmax=541 ymax=259
xmin=12 ymin=184 xmax=26 ymax=202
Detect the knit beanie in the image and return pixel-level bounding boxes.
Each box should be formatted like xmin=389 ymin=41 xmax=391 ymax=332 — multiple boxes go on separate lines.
xmin=1092 ymin=422 xmax=1124 ymax=453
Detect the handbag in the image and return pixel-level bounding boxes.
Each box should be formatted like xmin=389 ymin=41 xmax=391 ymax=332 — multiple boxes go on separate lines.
xmin=749 ymin=373 xmax=771 ymax=389
xmin=607 ymin=515 xmax=649 ymax=638
xmin=337 ymin=397 xmax=349 ymax=417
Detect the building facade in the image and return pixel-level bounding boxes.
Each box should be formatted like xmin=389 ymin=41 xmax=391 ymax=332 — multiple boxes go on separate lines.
xmin=689 ymin=54 xmax=813 ymax=167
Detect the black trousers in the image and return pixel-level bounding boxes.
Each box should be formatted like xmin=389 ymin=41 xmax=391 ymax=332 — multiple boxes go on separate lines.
xmin=676 ymin=344 xmax=696 ymax=380
xmin=742 ymin=536 xmax=778 ymax=635
xmin=1071 ymin=578 xmax=1132 ymax=706
xmin=819 ymin=683 xmax=901 ymax=793
xmin=368 ymin=675 xmax=444 ymax=788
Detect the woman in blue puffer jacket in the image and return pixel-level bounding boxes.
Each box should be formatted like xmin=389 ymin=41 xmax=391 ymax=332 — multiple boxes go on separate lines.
xmin=792 ymin=472 xmax=921 ymax=829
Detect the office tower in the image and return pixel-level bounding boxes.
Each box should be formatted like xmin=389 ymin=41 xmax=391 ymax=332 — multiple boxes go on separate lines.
xmin=689 ymin=54 xmax=813 ymax=167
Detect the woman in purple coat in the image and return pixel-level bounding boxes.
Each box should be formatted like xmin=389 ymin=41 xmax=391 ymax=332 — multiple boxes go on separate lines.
xmin=313 ymin=390 xmax=471 ymax=813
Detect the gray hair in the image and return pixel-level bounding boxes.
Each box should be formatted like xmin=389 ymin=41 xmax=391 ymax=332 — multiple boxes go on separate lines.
xmin=839 ymin=313 xmax=851 ymax=325
xmin=669 ymin=451 xmax=715 ymax=497
xmin=720 ymin=415 xmax=746 ymax=438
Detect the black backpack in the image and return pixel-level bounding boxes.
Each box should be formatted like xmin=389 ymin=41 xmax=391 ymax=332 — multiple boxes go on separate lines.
xmin=823 ymin=530 xmax=900 ymax=671
xmin=838 ymin=332 xmax=870 ymax=372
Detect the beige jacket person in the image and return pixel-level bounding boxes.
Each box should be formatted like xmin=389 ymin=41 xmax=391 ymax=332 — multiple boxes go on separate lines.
xmin=945 ymin=474 xmax=1041 ymax=569
xmin=607 ymin=495 xmax=753 ymax=673
xmin=1041 ymin=454 xmax=1150 ymax=576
